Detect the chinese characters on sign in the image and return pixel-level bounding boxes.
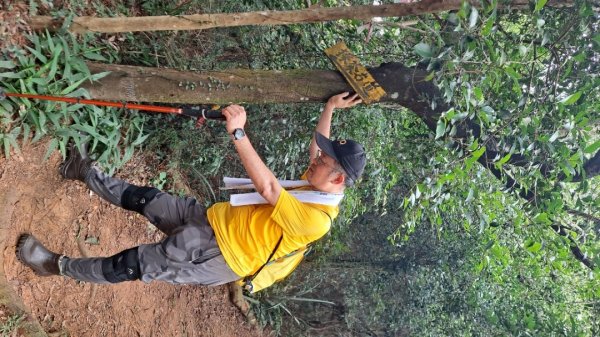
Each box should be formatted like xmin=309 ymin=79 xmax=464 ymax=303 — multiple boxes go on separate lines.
xmin=325 ymin=41 xmax=386 ymax=104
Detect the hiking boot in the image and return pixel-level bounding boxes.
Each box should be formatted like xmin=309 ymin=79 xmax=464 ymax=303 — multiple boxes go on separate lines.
xmin=59 ymin=141 xmax=93 ymax=182
xmin=15 ymin=234 xmax=62 ymax=276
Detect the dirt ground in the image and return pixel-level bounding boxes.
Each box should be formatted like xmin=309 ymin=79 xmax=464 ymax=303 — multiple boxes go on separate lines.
xmin=0 ymin=2 xmax=31 ymax=51
xmin=0 ymin=140 xmax=266 ymax=337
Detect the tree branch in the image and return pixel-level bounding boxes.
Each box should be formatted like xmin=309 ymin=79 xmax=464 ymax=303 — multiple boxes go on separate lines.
xmin=551 ymin=224 xmax=595 ymax=269
xmin=566 ymin=208 xmax=600 ymax=226
xmin=570 ymin=150 xmax=600 ymax=182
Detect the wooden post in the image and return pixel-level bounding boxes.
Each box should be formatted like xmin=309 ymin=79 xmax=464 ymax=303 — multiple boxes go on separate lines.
xmin=82 ymin=62 xmax=443 ymax=129
xmin=82 ymin=63 xmax=349 ymax=104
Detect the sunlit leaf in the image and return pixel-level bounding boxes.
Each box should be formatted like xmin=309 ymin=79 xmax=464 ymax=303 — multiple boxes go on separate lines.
xmin=0 ymin=72 xmax=23 ymax=79
xmin=495 ymin=153 xmax=511 ymax=168
xmin=533 ymin=213 xmax=551 ymax=225
xmin=83 ymin=52 xmax=107 ymax=62
xmin=25 ymin=46 xmax=48 ymax=63
xmin=85 ymin=236 xmax=100 ymax=245
xmin=584 ymin=140 xmax=600 ymax=154
xmin=469 ymin=7 xmax=479 ymax=28
xmin=414 ymin=42 xmax=433 ymax=58
xmin=0 ymin=61 xmax=15 ymax=69
xmin=435 ymin=120 xmax=446 ymax=139
xmin=504 ymin=66 xmax=521 ymax=80
xmin=90 ymin=71 xmax=111 ymax=81
xmin=526 ymin=241 xmax=542 ymax=253
xmin=559 ymin=92 xmax=582 ymax=105
xmin=535 ymin=0 xmax=548 ymax=12
xmin=44 ymin=138 xmax=59 ymax=160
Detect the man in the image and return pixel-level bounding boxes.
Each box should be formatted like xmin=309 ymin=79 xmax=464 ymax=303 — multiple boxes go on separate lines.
xmin=16 ymin=92 xmax=366 ymax=292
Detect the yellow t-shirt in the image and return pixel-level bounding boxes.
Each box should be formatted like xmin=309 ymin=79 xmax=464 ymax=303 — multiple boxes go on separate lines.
xmin=207 ymin=187 xmax=338 ymax=278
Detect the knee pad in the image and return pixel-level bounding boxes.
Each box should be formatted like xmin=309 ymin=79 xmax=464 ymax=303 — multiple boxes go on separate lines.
xmin=121 ymin=185 xmax=160 ymax=215
xmin=101 ymin=247 xmax=141 ymax=283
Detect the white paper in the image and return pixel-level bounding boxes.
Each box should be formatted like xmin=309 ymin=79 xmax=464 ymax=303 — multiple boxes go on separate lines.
xmin=223 ymin=177 xmax=252 ymax=187
xmin=222 ymin=177 xmax=310 ymax=190
xmin=230 ymin=191 xmax=344 ymax=206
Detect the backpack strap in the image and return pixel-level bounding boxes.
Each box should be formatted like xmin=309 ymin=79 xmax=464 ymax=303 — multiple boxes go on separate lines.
xmin=242 ymin=210 xmax=333 ymax=292
xmin=321 ymin=210 xmax=333 ymax=225
xmin=243 ymin=235 xmax=283 ymax=292
xmin=303 ymin=210 xmax=332 ymax=257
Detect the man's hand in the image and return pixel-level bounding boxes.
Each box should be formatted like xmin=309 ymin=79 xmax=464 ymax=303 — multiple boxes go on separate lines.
xmin=309 ymin=92 xmax=362 ymax=160
xmin=222 ymin=104 xmax=247 ymax=134
xmin=326 ymin=92 xmax=362 ymax=109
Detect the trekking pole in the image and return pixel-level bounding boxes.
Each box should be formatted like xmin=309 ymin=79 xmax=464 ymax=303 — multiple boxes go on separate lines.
xmin=0 ymin=88 xmax=225 ymax=127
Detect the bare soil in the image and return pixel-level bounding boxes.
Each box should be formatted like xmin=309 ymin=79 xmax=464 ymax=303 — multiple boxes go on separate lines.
xmin=0 ymin=2 xmax=31 ymax=51
xmin=0 ymin=140 xmax=265 ymax=337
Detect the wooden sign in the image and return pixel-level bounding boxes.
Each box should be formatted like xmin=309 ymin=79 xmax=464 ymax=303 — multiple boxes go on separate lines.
xmin=325 ymin=41 xmax=386 ymax=104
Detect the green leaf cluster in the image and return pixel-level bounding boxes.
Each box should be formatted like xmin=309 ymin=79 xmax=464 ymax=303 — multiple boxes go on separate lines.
xmin=0 ymin=30 xmax=148 ymax=172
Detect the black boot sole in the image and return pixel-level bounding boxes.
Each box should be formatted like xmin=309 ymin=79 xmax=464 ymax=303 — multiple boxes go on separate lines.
xmin=59 ymin=153 xmax=77 ymax=179
xmin=15 ymin=233 xmax=33 ymax=270
xmin=15 ymin=233 xmax=58 ymax=276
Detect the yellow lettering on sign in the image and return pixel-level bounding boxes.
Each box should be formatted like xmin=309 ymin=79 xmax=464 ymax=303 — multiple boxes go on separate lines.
xmin=325 ymin=41 xmax=386 ymax=104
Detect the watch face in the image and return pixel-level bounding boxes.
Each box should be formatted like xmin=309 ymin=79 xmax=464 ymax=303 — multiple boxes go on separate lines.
xmin=234 ymin=128 xmax=245 ymax=140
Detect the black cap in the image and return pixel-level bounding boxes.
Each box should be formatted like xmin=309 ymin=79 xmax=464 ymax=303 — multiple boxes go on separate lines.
xmin=315 ymin=132 xmax=366 ymax=186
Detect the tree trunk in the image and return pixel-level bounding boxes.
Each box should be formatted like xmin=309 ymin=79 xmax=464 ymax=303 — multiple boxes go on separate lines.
xmin=29 ymin=0 xmax=573 ymax=34
xmin=84 ymin=61 xmax=443 ymax=128
xmin=83 ymin=63 xmax=348 ymax=104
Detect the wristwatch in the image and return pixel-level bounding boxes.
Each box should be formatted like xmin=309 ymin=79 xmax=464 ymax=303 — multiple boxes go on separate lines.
xmin=231 ymin=128 xmax=246 ymax=140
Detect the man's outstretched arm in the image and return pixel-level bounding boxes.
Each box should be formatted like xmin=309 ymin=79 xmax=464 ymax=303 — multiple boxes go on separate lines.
xmin=309 ymin=92 xmax=362 ymax=160
xmin=222 ymin=105 xmax=281 ymax=206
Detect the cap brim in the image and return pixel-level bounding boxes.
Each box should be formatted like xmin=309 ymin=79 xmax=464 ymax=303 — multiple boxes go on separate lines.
xmin=315 ymin=132 xmax=338 ymax=161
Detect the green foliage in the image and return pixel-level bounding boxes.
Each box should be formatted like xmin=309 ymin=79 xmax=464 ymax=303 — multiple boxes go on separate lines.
xmin=151 ymin=171 xmax=168 ymax=190
xmin=433 ymin=224 xmax=599 ymax=337
xmin=0 ymin=30 xmax=149 ymax=172
xmin=391 ymin=1 xmax=598 ymax=335
xmin=398 ymin=0 xmax=599 ymax=258
xmin=0 ymin=313 xmax=24 ymax=336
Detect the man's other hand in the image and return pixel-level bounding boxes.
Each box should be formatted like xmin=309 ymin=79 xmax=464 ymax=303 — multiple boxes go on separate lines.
xmin=326 ymin=92 xmax=362 ymax=109
xmin=222 ymin=105 xmax=247 ymax=134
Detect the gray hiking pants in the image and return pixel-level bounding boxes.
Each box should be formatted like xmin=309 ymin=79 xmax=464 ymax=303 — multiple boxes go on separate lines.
xmin=61 ymin=167 xmax=241 ymax=286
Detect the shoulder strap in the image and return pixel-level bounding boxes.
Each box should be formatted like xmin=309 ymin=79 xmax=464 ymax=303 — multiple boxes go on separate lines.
xmin=321 ymin=210 xmax=333 ymax=225
xmin=243 ymin=210 xmax=333 ymax=291
xmin=304 ymin=210 xmax=333 ymax=257
xmin=244 ymin=235 xmax=283 ymax=284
